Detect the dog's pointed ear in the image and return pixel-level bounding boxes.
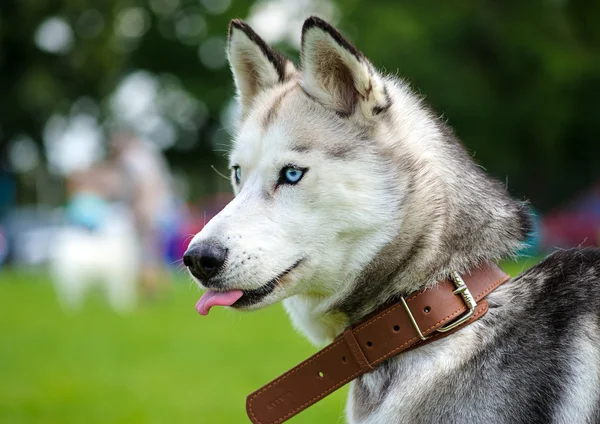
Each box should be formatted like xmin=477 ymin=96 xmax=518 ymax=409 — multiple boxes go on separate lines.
xmin=300 ymin=17 xmax=390 ymax=118
xmin=227 ymin=19 xmax=296 ymax=116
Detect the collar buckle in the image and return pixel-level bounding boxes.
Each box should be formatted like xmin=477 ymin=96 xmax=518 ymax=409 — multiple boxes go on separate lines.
xmin=436 ymin=271 xmax=478 ymax=332
xmin=401 ymin=271 xmax=478 ymax=340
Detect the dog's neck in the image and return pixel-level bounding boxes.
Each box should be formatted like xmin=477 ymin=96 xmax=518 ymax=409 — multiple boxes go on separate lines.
xmin=285 ymin=97 xmax=531 ymax=346
xmin=340 ymin=139 xmax=530 ymax=319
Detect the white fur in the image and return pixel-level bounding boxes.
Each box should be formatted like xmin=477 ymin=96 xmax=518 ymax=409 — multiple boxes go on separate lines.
xmin=192 ymin=19 xmax=470 ymax=345
xmin=190 ymin=82 xmax=401 ymax=344
xmin=553 ymin=315 xmax=600 ymax=423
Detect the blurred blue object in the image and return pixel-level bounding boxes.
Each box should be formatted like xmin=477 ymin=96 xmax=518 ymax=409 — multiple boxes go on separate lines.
xmin=0 ymin=170 xmax=16 ymax=221
xmin=65 ymin=193 xmax=111 ymax=231
xmin=517 ymin=208 xmax=542 ymax=257
xmin=2 ymin=206 xmax=63 ymax=266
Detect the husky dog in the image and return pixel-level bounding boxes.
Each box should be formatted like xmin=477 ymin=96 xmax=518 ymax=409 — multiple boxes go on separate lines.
xmin=185 ymin=16 xmax=600 ymax=423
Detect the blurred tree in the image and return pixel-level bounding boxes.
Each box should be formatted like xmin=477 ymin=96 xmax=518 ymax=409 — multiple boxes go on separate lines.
xmin=0 ymin=0 xmax=252 ymax=200
xmin=336 ymin=0 xmax=600 ymax=210
xmin=0 ymin=0 xmax=598 ymax=210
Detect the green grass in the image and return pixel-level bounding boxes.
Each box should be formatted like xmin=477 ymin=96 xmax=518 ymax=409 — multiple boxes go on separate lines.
xmin=0 ymin=270 xmax=348 ymax=424
xmin=0 ymin=258 xmax=539 ymax=423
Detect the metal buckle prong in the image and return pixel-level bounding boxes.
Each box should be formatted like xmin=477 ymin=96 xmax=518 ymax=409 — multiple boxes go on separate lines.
xmin=436 ymin=272 xmax=477 ymax=333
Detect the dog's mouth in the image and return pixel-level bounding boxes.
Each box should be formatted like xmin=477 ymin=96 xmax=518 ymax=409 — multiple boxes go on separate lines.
xmin=195 ymin=258 xmax=304 ymax=315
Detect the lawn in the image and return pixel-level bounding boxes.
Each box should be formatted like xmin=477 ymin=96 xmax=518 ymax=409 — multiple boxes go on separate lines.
xmin=0 ymin=258 xmax=538 ymax=424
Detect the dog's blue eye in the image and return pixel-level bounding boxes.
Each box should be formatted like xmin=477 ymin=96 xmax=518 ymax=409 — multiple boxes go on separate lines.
xmin=280 ymin=166 xmax=306 ymax=185
xmin=233 ymin=166 xmax=241 ymax=184
xmin=285 ymin=168 xmax=302 ymax=182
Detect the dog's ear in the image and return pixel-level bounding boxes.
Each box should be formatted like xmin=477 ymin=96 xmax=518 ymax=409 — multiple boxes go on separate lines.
xmin=300 ymin=16 xmax=390 ymax=118
xmin=228 ymin=19 xmax=296 ymax=116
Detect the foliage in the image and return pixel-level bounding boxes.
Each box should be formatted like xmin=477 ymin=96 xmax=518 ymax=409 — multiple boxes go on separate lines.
xmin=338 ymin=0 xmax=600 ymax=210
xmin=1 ymin=0 xmax=599 ymax=209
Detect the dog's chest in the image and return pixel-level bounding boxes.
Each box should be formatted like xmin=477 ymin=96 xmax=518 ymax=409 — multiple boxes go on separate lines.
xmin=344 ymin=312 xmax=600 ymax=424
xmin=345 ymin=325 xmax=481 ymax=424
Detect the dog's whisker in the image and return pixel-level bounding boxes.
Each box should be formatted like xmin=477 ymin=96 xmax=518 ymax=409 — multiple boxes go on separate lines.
xmin=210 ymin=165 xmax=230 ymax=181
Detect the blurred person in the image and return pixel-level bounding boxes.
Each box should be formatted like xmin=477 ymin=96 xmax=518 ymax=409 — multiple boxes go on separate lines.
xmin=50 ymin=163 xmax=140 ymax=312
xmin=64 ymin=165 xmax=120 ymax=231
xmin=110 ymin=132 xmax=179 ymax=298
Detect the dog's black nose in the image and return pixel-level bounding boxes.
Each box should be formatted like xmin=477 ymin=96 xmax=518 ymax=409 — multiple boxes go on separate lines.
xmin=183 ymin=241 xmax=228 ymax=281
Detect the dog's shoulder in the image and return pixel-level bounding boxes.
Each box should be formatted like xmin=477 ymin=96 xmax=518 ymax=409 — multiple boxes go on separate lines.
xmin=522 ymin=247 xmax=600 ymax=285
xmin=512 ymin=247 xmax=600 ymax=316
xmin=536 ymin=246 xmax=600 ymax=272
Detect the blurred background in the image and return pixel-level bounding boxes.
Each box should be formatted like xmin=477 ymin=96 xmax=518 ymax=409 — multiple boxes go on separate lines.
xmin=0 ymin=0 xmax=599 ymax=422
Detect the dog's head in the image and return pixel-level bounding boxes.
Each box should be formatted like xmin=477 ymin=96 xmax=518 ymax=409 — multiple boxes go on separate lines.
xmin=185 ymin=17 xmax=407 ymax=318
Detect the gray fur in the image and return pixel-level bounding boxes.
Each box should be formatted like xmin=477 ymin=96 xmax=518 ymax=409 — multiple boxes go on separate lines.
xmin=331 ymin=116 xmax=532 ymax=323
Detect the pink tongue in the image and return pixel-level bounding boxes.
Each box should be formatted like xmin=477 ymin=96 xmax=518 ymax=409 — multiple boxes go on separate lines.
xmin=196 ymin=290 xmax=243 ymax=316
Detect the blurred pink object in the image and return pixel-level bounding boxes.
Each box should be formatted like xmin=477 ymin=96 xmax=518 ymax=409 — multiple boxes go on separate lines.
xmin=542 ymin=183 xmax=600 ymax=248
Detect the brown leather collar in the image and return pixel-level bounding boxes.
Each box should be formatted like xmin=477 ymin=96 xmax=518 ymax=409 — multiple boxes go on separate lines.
xmin=246 ymin=263 xmax=510 ymax=424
